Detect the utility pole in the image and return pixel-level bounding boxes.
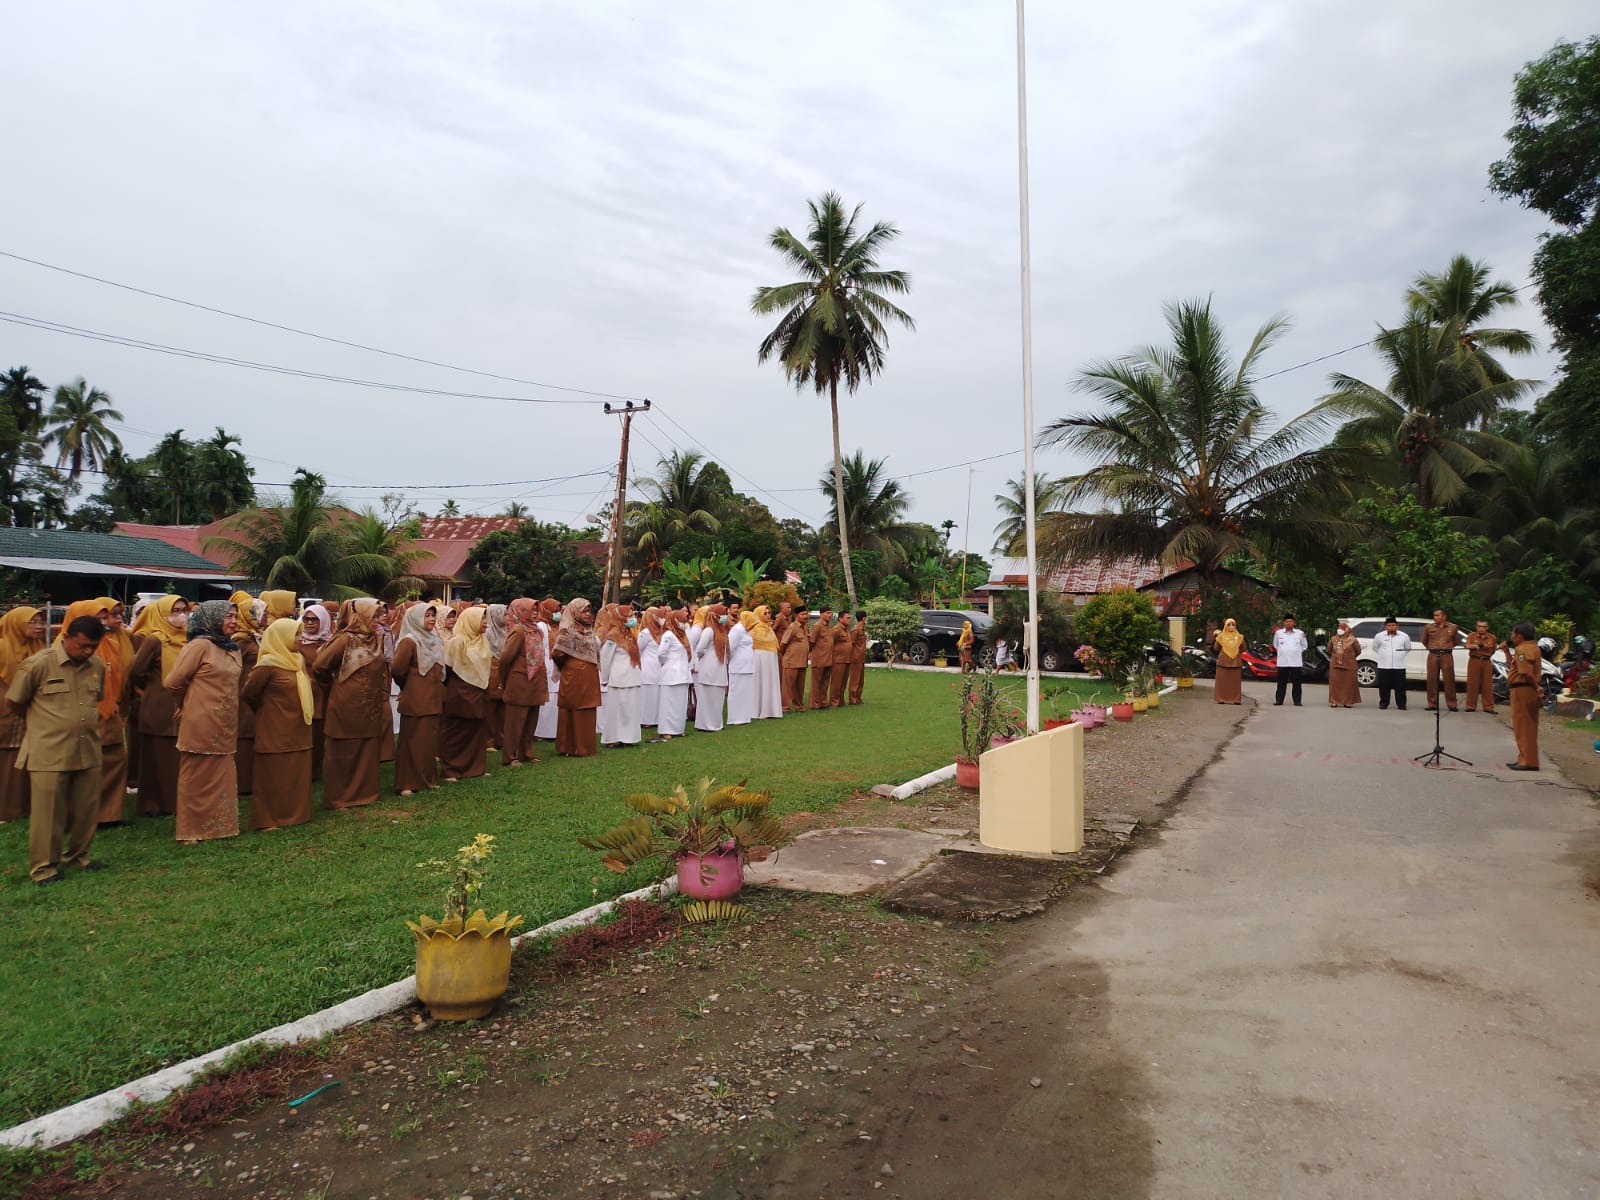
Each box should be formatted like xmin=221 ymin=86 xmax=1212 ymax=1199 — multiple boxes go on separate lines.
xmin=601 ymin=399 xmax=649 ymax=607
xmin=959 ymin=466 xmax=974 ymax=600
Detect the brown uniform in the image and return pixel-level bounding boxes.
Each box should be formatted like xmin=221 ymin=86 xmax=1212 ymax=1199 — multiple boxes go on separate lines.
xmin=498 ymin=627 xmax=549 ymax=766
xmin=847 ymin=619 xmax=868 ymax=704
xmin=127 ymin=638 xmax=180 ymax=816
xmin=1463 ymin=630 xmax=1498 ymax=713
xmin=551 ymin=652 xmax=600 ymax=758
xmin=391 ymin=638 xmax=444 ymax=793
xmin=779 ymin=613 xmax=810 ymax=712
xmin=8 ymin=644 xmax=105 ymax=881
xmin=166 ymin=639 xmax=242 ymax=842
xmin=1421 ymin=619 xmax=1459 ymax=709
xmin=828 ymin=620 xmax=853 ymax=707
xmin=808 ymin=616 xmax=836 ymax=710
xmin=234 ymin=632 xmax=259 ymax=796
xmin=241 ymin=663 xmax=313 ymax=829
xmin=0 ymin=694 xmax=30 ymax=823
xmin=297 ymin=635 xmax=331 ymax=781
xmin=314 ymin=635 xmax=389 ymax=809
xmin=440 ymin=672 xmax=490 ymax=780
xmin=1508 ymin=640 xmax=1541 ymax=769
xmin=1326 ymin=633 xmax=1362 ymax=707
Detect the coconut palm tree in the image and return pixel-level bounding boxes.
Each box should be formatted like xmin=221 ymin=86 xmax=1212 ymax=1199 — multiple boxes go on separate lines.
xmin=1038 ymin=298 xmax=1362 ymax=579
xmin=815 ymin=451 xmax=917 ymax=575
xmin=630 ymin=449 xmax=723 ymax=563
xmin=1406 ymin=255 xmax=1536 ymax=425
xmin=993 ymin=472 xmax=1066 ymax=554
xmin=0 ymin=366 xmax=47 ymax=522
xmin=503 ymin=501 xmax=529 ymax=519
xmin=1322 ymin=313 xmax=1534 ymax=509
xmin=205 ymin=470 xmax=348 ymax=595
xmin=42 ymin=377 xmax=123 ymax=482
xmin=334 ymin=508 xmax=427 ymax=601
xmin=752 ymin=192 xmax=914 ymax=609
xmin=437 ymin=499 xmax=461 ymax=518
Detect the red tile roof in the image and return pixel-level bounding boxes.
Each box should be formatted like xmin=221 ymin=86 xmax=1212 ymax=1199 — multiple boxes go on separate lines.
xmin=113 ymin=520 xmax=235 ymax=568
xmin=415 ymin=517 xmax=523 ymax=540
xmin=986 ymin=555 xmax=1195 ymax=594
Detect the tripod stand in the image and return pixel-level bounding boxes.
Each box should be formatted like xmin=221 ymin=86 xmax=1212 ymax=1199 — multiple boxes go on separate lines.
xmin=1414 ymin=649 xmax=1471 ymax=768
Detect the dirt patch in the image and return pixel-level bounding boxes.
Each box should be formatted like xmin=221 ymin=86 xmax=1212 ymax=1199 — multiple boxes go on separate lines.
xmin=1534 ymin=713 xmax=1600 ymax=798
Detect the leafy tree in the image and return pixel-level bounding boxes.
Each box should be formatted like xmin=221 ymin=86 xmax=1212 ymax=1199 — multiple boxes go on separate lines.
xmin=1405 ymin=255 xmax=1536 ymax=426
xmin=503 ymin=501 xmax=529 ymax=519
xmin=42 ymin=377 xmax=122 ymax=482
xmin=466 ymin=520 xmax=602 ymax=602
xmin=1075 ymin=589 xmax=1162 ymax=682
xmin=1489 ymin=36 xmax=1600 ymax=490
xmin=873 ymin=574 xmax=912 ymax=602
xmin=0 ymin=365 xmax=47 ymax=524
xmin=437 ymin=499 xmax=461 ymax=518
xmin=861 ymin=597 xmax=921 ymax=667
xmin=1341 ymin=492 xmax=1494 ymax=617
xmin=670 ymin=516 xmax=782 ymax=580
xmin=193 ymin=427 xmax=256 ymax=520
xmin=993 ymin=472 xmax=1065 ymax=554
xmin=816 ymin=451 xmax=917 ymax=585
xmin=1040 ymin=299 xmax=1361 ymax=577
xmin=752 ymin=191 xmax=914 ymax=609
xmin=205 ymin=470 xmax=350 ymax=596
xmin=84 ymin=427 xmax=255 ymax=525
xmin=336 ymin=508 xmax=427 ymax=601
xmin=1495 ymin=553 xmax=1595 ymax=626
xmin=747 ymin=579 xmax=802 ymax=612
xmin=628 ymin=449 xmax=723 ymax=569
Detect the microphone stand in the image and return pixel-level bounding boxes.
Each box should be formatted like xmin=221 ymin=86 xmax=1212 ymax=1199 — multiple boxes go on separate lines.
xmin=1414 ymin=648 xmax=1471 ymax=768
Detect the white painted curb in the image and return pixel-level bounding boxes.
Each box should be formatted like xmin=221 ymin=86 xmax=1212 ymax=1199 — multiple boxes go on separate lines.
xmin=0 ymin=879 xmax=679 ymax=1151
xmin=889 ymin=763 xmax=958 ymax=801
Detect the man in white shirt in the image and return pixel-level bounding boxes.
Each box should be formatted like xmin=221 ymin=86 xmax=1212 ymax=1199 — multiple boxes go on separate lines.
xmin=1370 ymin=616 xmax=1412 ymax=711
xmin=1272 ymin=616 xmax=1309 ymax=706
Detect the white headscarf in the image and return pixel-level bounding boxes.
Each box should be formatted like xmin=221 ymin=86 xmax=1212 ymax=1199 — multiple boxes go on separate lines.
xmin=397 ymin=602 xmax=446 ymax=677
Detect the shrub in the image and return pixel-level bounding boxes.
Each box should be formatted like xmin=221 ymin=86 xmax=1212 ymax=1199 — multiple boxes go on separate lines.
xmin=747 ymin=580 xmax=801 ymax=612
xmin=862 ymin=598 xmax=921 ymax=666
xmin=1075 ymin=588 xmax=1162 ymax=683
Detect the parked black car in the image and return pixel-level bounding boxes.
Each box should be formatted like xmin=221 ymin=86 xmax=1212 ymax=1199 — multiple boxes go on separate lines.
xmin=906 ymin=609 xmax=995 ymax=667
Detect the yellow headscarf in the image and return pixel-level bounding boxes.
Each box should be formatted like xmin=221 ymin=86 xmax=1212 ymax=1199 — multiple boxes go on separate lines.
xmin=257 ymin=617 xmax=314 ymax=724
xmin=96 ymin=597 xmax=137 ymax=678
xmin=0 ymin=606 xmax=43 ymax=689
xmin=132 ymin=594 xmax=189 ymax=678
xmin=745 ymin=609 xmax=779 ymax=655
xmin=445 ymin=605 xmax=492 ymax=690
xmin=230 ymin=590 xmax=264 ymax=638
xmin=957 ymin=620 xmax=974 ymax=648
xmin=261 ymin=589 xmax=298 ymax=622
xmin=1215 ymin=618 xmax=1244 ymax=658
xmin=54 ymin=599 xmax=127 ymax=721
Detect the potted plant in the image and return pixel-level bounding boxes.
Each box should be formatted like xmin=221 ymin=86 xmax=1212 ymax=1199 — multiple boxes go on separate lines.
xmin=1110 ymin=695 xmax=1134 ymax=721
xmin=1143 ymin=663 xmax=1162 ymax=710
xmin=1129 ymin=669 xmax=1149 ymax=713
xmin=580 ymin=778 xmax=792 ymax=901
xmin=955 ymin=669 xmax=1003 ymax=788
xmin=1174 ymin=657 xmax=1195 ymax=689
xmin=1044 ymin=687 xmax=1077 ymax=730
xmin=408 ymin=834 xmax=523 ymax=1022
xmin=933 ymin=653 xmax=949 ymax=668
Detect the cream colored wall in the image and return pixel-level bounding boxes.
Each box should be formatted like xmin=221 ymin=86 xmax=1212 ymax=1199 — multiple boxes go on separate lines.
xmin=978 ymin=722 xmax=1084 ymax=854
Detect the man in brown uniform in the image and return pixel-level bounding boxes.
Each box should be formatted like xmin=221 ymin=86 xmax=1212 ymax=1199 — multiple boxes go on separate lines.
xmin=779 ymin=606 xmax=809 ymax=713
xmin=847 ymin=611 xmax=869 ymax=704
xmin=1505 ymin=621 xmax=1541 ymax=771
xmin=7 ymin=616 xmax=107 ymax=885
xmin=808 ymin=607 xmax=836 ymax=710
xmin=828 ymin=612 xmax=854 ymax=707
xmin=1421 ymin=608 xmax=1460 ymax=711
xmin=1462 ymin=618 xmax=1498 ymax=714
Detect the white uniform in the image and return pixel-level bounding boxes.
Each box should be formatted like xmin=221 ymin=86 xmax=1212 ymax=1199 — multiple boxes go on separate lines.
xmin=637 ymin=627 xmax=660 ymax=726
xmin=534 ymin=625 xmax=560 ymax=740
xmin=726 ymin=622 xmax=754 ymax=726
xmin=695 ymin=626 xmax=729 ymax=732
xmin=599 ymin=640 xmax=642 ymax=746
xmin=656 ymin=631 xmax=692 ymax=736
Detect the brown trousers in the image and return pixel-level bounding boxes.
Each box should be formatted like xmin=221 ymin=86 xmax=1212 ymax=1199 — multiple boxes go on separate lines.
xmin=828 ymin=661 xmax=849 ymax=707
xmin=1425 ymin=653 xmax=1457 ymax=708
xmin=28 ymin=767 xmax=101 ymax=881
xmin=501 ymin=703 xmax=541 ymax=765
xmin=394 ymin=714 xmax=439 ymax=793
xmin=138 ymin=734 xmax=179 ymax=816
xmin=848 ymin=660 xmax=865 ymax=704
xmin=809 ymin=665 xmax=833 ymax=710
xmin=1464 ymin=658 xmax=1495 ymax=712
xmin=556 ymin=707 xmax=597 ymax=757
xmin=485 ymin=699 xmax=504 ymax=751
xmin=440 ymin=715 xmax=488 ymax=780
xmin=97 ymin=718 xmax=129 ymax=825
xmin=236 ymin=736 xmax=255 ymax=797
xmin=1511 ymin=685 xmax=1540 ymax=768
xmin=0 ymin=747 xmax=26 ymax=822
xmin=782 ymin=667 xmax=806 ymax=712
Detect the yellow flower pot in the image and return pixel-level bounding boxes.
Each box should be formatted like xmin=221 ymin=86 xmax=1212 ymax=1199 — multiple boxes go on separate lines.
xmin=1177 ymin=677 xmax=1194 ymax=689
xmin=408 ymin=909 xmax=523 ymax=1021
xmin=1131 ymin=695 xmax=1148 ymax=713
xmin=1146 ymin=690 xmax=1160 ymax=709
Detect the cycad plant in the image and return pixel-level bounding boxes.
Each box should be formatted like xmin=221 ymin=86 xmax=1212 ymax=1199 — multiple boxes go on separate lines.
xmin=579 ymin=778 xmax=792 ymax=875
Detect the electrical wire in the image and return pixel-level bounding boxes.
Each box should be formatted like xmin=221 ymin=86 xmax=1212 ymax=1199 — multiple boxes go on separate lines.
xmin=646 ymin=405 xmax=820 ymax=522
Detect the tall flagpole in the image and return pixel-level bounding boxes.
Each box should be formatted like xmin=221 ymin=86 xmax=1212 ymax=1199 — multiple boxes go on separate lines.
xmin=1015 ymin=0 xmax=1041 ymax=734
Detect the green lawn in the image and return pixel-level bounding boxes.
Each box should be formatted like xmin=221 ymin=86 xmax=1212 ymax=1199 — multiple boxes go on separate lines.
xmin=0 ymin=669 xmax=1119 ymax=1128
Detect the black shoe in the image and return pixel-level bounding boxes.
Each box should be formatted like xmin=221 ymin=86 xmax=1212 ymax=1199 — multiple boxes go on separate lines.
xmin=1424 ymin=706 xmax=1438 ymax=712
xmin=35 ymin=874 xmax=65 ymax=886
xmin=1507 ymin=763 xmax=1539 ymax=772
xmin=1274 ymin=701 xmax=1284 ymax=706
xmin=80 ymin=861 xmax=107 ymax=872
xmin=1293 ymin=703 xmax=1303 ymax=707
xmin=1379 ymin=705 xmax=1389 ymax=710
xmin=1448 ymin=707 xmax=1458 ymax=712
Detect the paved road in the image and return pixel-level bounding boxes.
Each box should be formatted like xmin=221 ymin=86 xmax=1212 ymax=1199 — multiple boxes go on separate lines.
xmin=1037 ymin=699 xmax=1600 ymax=1198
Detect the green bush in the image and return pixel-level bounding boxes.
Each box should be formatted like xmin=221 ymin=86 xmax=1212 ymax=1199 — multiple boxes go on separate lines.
xmin=1075 ymin=588 xmax=1162 ymax=683
xmin=862 ymin=598 xmax=921 ymax=666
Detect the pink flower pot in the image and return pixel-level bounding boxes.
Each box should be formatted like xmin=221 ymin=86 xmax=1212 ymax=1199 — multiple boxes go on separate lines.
xmin=1071 ymin=708 xmax=1098 ymax=729
xmin=989 ymin=735 xmax=1020 ymax=750
xmin=1081 ymin=704 xmax=1107 ymax=727
xmin=676 ymin=848 xmax=744 ymax=901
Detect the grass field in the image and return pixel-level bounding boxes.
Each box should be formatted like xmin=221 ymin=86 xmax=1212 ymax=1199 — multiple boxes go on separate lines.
xmin=0 ymin=669 xmax=1119 ymax=1128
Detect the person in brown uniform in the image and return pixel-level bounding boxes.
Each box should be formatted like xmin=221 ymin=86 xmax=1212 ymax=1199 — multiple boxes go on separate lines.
xmin=551 ymin=597 xmax=601 ymax=757
xmin=440 ymin=605 xmax=492 ymax=781
xmin=808 ymin=607 xmax=836 ymax=710
xmin=165 ymin=600 xmax=243 ymax=844
xmin=8 ymin=615 xmax=107 ymax=883
xmin=126 ymin=594 xmax=191 ymax=816
xmin=241 ymin=617 xmax=314 ymax=829
xmin=314 ymin=599 xmax=388 ymax=809
xmin=779 ymin=606 xmax=809 ymax=713
xmin=295 ymin=604 xmax=332 ymax=781
xmin=828 ymin=612 xmax=854 ymax=707
xmin=1505 ymin=621 xmax=1542 ymax=771
xmin=230 ymin=591 xmax=264 ymax=798
xmin=54 ymin=599 xmax=133 ymax=827
xmin=0 ymin=606 xmax=45 ymax=824
xmin=1212 ymin=619 xmax=1245 ymax=705
xmin=499 ymin=598 xmax=549 ymax=766
xmin=1462 ymin=618 xmax=1498 ymax=714
xmin=483 ymin=604 xmax=510 ymax=755
xmin=847 ymin=611 xmax=869 ymax=704
xmin=1421 ymin=609 xmax=1460 ymax=712
xmin=1326 ymin=621 xmax=1363 ymax=708
xmin=390 ymin=602 xmax=445 ymax=795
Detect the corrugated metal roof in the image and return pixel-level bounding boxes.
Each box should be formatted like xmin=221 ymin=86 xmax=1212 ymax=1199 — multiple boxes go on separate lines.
xmin=979 ymin=555 xmax=1194 ymax=594
xmin=0 ymin=527 xmax=239 ymax=574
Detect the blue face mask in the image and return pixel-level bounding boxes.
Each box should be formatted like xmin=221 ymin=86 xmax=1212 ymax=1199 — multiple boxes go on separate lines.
xmin=626 ymin=617 xmax=638 ymax=629
xmin=718 ymin=616 xmax=729 ymax=626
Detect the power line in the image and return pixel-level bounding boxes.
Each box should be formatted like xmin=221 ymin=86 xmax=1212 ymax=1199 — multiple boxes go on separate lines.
xmin=647 ymin=405 xmax=819 ymax=521
xmin=0 ymin=249 xmax=646 ymax=401
xmin=0 ymin=310 xmax=617 ymax=405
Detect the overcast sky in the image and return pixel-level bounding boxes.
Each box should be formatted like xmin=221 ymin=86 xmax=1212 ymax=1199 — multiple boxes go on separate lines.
xmin=1 ymin=1 xmax=1585 ymax=562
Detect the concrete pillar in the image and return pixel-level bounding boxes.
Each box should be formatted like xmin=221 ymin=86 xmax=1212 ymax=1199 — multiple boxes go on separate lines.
xmin=978 ymin=721 xmax=1084 ymax=854
xmin=1168 ymin=616 xmax=1187 ymax=649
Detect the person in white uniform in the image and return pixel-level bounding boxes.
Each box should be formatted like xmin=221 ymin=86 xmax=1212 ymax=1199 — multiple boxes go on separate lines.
xmin=694 ymin=605 xmax=730 ymax=732
xmin=637 ymin=607 xmax=662 ymax=728
xmin=653 ymin=610 xmax=693 ymax=739
xmin=598 ymin=603 xmax=642 ymax=747
xmin=1271 ymin=615 xmax=1309 ymax=707
xmin=726 ymin=609 xmax=754 ymax=726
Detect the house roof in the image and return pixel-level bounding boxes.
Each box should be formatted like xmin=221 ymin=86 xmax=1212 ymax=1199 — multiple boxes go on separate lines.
xmin=113 ymin=520 xmax=236 ymax=565
xmin=0 ymin=526 xmax=243 ymax=577
xmin=415 ymin=517 xmax=523 ymax=540
xmin=980 ymin=555 xmax=1196 ymax=594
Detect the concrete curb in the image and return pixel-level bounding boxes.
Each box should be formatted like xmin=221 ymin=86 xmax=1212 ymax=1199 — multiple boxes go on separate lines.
xmin=0 ymin=879 xmax=679 ymax=1151
xmin=889 ymin=763 xmax=958 ymax=801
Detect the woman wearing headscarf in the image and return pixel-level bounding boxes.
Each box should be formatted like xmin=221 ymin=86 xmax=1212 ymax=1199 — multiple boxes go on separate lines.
xmin=313 ymin=599 xmax=388 ymax=809
xmin=390 ymin=602 xmax=445 ymax=794
xmin=482 ymin=604 xmax=511 ymax=756
xmin=750 ymin=606 xmax=783 ymax=720
xmin=654 ymin=607 xmax=693 ymax=739
xmin=165 ymin=600 xmax=243 ymax=843
xmin=694 ymin=604 xmax=730 ymax=732
xmin=54 ymin=599 xmax=135 ymax=827
xmin=727 ymin=609 xmax=755 ymax=726
xmin=957 ymin=619 xmax=975 ymax=673
xmin=296 ymin=604 xmax=333 ymax=781
xmin=637 ymin=605 xmax=664 ymax=729
xmin=241 ymin=617 xmax=314 ymax=829
xmin=230 ymin=590 xmax=267 ymax=798
xmin=533 ymin=599 xmax=563 ymax=741
xmin=440 ymin=605 xmax=492 ymax=780
xmin=375 ymin=601 xmax=398 ymax=767
xmin=261 ymin=590 xmax=298 ymax=625
xmin=1212 ymin=619 xmax=1245 ymax=705
xmin=498 ymin=598 xmax=549 ymax=766
xmin=0 ymin=606 xmax=45 ymax=823
xmin=550 ymin=597 xmax=601 ymax=757
xmin=127 ymin=594 xmax=192 ymax=816
xmin=438 ymin=605 xmax=460 ymax=641
xmin=1326 ymin=620 xmax=1363 ymax=709
xmin=599 ymin=602 xmax=643 ymax=747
